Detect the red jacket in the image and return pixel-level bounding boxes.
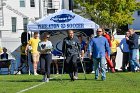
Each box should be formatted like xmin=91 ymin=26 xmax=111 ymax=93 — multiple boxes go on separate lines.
xmin=103 ymin=34 xmax=112 ymax=47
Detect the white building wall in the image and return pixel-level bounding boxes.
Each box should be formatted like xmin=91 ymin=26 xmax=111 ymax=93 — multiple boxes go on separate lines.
xmin=52 ymin=0 xmax=61 ymax=9
xmin=0 ymin=0 xmax=40 ymax=38
xmin=0 ymin=0 xmax=62 ymax=38
xmin=0 ymin=0 xmax=61 ymax=46
xmin=62 ymin=0 xmax=69 ymax=10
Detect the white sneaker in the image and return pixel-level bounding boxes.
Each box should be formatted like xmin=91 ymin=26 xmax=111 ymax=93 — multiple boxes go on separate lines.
xmin=91 ymin=71 xmax=95 ymax=73
xmin=17 ymin=71 xmax=21 ymax=74
xmin=135 ymin=67 xmax=138 ymax=70
xmin=42 ymin=78 xmax=49 ymax=82
xmin=73 ymin=76 xmax=78 ymax=80
xmin=56 ymin=70 xmax=59 ymax=74
xmin=34 ymin=72 xmax=39 ymax=75
xmin=46 ymin=78 xmax=49 ymax=82
xmin=137 ymin=68 xmax=140 ymax=72
xmin=15 ymin=71 xmax=21 ymax=74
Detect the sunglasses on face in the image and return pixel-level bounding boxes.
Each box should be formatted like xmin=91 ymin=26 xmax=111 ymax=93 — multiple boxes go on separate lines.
xmin=97 ymin=31 xmax=102 ymax=32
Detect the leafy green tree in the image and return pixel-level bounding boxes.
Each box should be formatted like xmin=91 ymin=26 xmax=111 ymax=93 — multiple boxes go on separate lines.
xmin=75 ymin=0 xmax=140 ymax=32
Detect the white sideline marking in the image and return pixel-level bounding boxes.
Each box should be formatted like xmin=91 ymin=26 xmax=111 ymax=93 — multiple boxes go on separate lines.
xmin=16 ymin=75 xmax=61 ymax=93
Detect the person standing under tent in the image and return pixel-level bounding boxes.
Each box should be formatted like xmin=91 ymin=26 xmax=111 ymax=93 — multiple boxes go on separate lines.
xmin=62 ymin=30 xmax=80 ymax=81
xmin=77 ymin=34 xmax=86 ymax=61
xmin=126 ymin=29 xmax=140 ymax=72
xmin=25 ymin=32 xmax=40 ymax=75
xmin=17 ymin=43 xmax=28 ymax=73
xmin=38 ymin=32 xmax=53 ymax=82
xmin=110 ymin=35 xmax=120 ymax=69
xmin=88 ymin=28 xmax=110 ymax=81
xmin=52 ymin=49 xmax=60 ymax=74
xmin=119 ymin=31 xmax=130 ymax=72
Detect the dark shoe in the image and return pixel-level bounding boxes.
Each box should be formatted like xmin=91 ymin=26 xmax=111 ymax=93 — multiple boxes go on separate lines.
xmin=101 ymin=77 xmax=106 ymax=81
xmin=102 ymin=79 xmax=106 ymax=81
xmin=18 ymin=66 xmax=22 ymax=70
xmin=95 ymin=77 xmax=98 ymax=80
xmin=69 ymin=73 xmax=74 ymax=81
xmin=71 ymin=77 xmax=74 ymax=81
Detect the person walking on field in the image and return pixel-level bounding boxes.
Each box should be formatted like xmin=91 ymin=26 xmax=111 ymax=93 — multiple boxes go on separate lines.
xmin=62 ymin=30 xmax=80 ymax=81
xmin=25 ymin=32 xmax=40 ymax=75
xmin=38 ymin=32 xmax=53 ymax=82
xmin=88 ymin=28 xmax=110 ymax=81
xmin=78 ymin=34 xmax=86 ymax=60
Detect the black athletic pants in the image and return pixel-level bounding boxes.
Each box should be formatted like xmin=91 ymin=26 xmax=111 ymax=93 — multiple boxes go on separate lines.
xmin=122 ymin=52 xmax=130 ymax=71
xmin=65 ymin=54 xmax=78 ymax=80
xmin=40 ymin=54 xmax=52 ymax=78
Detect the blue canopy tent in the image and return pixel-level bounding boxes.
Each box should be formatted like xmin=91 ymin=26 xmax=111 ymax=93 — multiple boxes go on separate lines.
xmin=27 ymin=9 xmax=99 ymax=32
xmin=27 ymin=9 xmax=99 ymax=56
xmin=26 ymin=9 xmax=99 ymax=74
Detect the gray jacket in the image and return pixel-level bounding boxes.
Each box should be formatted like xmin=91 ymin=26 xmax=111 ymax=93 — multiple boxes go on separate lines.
xmin=62 ymin=36 xmax=80 ymax=56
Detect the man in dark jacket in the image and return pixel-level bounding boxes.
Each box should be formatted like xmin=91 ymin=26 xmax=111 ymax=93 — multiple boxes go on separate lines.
xmin=62 ymin=30 xmax=80 ymax=81
xmin=126 ymin=29 xmax=140 ymax=72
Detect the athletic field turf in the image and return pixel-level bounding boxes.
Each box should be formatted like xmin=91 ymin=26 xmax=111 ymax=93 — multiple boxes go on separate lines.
xmin=0 ymin=72 xmax=140 ymax=93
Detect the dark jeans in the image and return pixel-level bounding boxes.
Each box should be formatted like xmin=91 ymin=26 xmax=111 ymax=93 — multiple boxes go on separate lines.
xmin=40 ymin=54 xmax=52 ymax=78
xmin=65 ymin=54 xmax=78 ymax=79
xmin=20 ymin=55 xmax=28 ymax=63
xmin=122 ymin=52 xmax=130 ymax=71
xmin=18 ymin=55 xmax=28 ymax=73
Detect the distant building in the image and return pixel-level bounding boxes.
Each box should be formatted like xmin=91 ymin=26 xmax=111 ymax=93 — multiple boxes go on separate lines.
xmin=0 ymin=0 xmax=61 ymax=51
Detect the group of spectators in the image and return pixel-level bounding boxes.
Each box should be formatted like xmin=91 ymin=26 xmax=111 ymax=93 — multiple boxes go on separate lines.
xmin=15 ymin=28 xmax=140 ymax=82
xmin=16 ymin=32 xmax=52 ymax=82
xmin=88 ymin=28 xmax=140 ymax=81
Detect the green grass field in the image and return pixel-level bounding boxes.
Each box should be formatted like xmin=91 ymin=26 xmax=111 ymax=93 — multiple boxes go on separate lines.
xmin=0 ymin=72 xmax=140 ymax=93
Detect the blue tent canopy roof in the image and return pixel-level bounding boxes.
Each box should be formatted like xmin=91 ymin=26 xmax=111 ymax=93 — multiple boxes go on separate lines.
xmin=27 ymin=9 xmax=99 ymax=31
